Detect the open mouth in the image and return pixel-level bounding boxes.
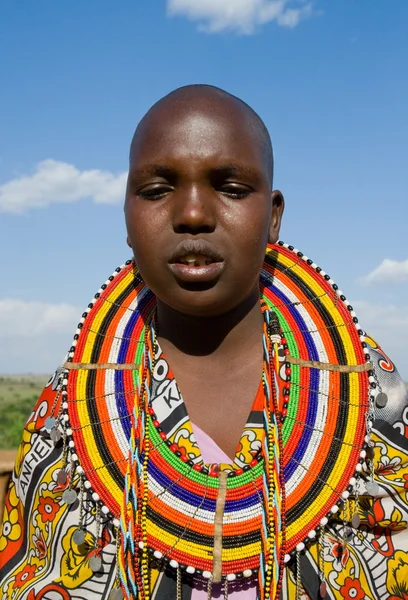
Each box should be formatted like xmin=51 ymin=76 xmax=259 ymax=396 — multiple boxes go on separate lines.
xmin=173 ymin=253 xmax=220 ymax=267
xmin=168 ymin=241 xmax=225 ymax=284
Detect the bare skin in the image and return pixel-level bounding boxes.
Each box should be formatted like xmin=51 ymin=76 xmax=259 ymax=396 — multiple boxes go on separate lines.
xmin=157 ymin=296 xmax=264 ymax=459
xmin=125 ymin=85 xmax=284 ymax=459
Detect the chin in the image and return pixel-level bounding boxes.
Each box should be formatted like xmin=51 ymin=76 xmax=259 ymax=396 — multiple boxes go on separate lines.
xmin=169 ymin=297 xmax=228 ymax=318
xmin=164 ymin=288 xmax=253 ymax=319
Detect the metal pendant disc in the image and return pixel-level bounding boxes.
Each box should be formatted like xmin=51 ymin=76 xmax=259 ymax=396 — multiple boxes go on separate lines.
xmin=319 ymin=581 xmax=327 ymax=598
xmin=351 ymin=513 xmax=361 ymax=528
xmin=375 ymin=392 xmax=388 ymax=408
xmin=50 ymin=428 xmax=62 ymax=443
xmin=57 ymin=470 xmax=68 ymax=485
xmin=73 ymin=529 xmax=85 ymax=545
xmin=109 ymin=589 xmax=124 ymax=600
xmin=45 ymin=416 xmax=56 ymax=431
xmin=62 ymin=489 xmax=78 ymax=505
xmin=366 ymin=480 xmax=380 ymax=496
xmin=89 ymin=555 xmax=102 ymax=572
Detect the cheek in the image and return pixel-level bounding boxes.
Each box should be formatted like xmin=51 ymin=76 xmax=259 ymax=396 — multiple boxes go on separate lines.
xmin=223 ymin=206 xmax=270 ymax=256
xmin=222 ymin=196 xmax=270 ymax=237
xmin=124 ymin=205 xmax=171 ymax=289
xmin=125 ymin=204 xmax=160 ymax=254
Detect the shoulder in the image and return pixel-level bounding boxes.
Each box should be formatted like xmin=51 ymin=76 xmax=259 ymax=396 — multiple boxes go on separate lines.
xmin=0 ymin=367 xmax=66 ymax=579
xmin=365 ymin=335 xmax=408 ymax=437
xmin=10 ymin=367 xmax=64 ymax=505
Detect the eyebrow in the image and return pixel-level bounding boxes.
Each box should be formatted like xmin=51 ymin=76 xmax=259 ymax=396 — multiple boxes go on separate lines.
xmin=128 ymin=163 xmax=264 ymax=186
xmin=211 ymin=164 xmax=262 ymax=182
xmin=129 ymin=164 xmax=175 ymax=180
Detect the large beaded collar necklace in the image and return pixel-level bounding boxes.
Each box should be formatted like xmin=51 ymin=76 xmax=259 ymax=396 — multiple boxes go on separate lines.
xmin=50 ymin=242 xmax=377 ymax=600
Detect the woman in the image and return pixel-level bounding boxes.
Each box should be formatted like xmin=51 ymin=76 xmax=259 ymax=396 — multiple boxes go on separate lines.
xmin=1 ymin=85 xmax=407 ymax=600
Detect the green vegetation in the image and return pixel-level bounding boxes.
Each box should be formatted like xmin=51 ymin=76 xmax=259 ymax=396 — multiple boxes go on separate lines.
xmin=0 ymin=375 xmax=47 ymax=449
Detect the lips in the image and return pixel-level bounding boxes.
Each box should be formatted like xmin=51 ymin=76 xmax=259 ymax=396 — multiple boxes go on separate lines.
xmin=177 ymin=253 xmax=215 ymax=267
xmin=169 ymin=239 xmax=223 ymax=265
xmin=168 ymin=239 xmax=224 ymax=283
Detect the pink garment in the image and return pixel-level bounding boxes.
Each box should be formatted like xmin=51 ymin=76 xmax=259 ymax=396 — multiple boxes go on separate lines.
xmin=191 ymin=424 xmax=257 ymax=600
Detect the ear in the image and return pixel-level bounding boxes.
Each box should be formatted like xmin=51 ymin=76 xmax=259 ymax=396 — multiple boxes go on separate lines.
xmin=268 ymin=190 xmax=285 ymax=245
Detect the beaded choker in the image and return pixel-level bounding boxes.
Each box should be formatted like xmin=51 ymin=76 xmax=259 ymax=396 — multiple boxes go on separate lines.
xmin=54 ymin=242 xmax=375 ymax=599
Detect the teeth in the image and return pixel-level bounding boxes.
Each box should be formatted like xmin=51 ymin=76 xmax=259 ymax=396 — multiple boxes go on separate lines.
xmin=180 ymin=253 xmax=212 ymax=267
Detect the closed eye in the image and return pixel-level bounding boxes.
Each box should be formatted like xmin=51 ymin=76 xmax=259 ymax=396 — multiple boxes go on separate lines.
xmin=219 ymin=184 xmax=252 ymax=199
xmin=137 ymin=184 xmax=174 ymax=200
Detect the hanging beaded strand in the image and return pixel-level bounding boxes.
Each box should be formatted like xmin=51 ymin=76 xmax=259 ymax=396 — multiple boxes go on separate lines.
xmin=267 ymin=308 xmax=288 ymax=592
xmin=61 ymin=451 xmax=78 ymax=507
xmin=73 ymin=476 xmax=86 ymax=545
xmin=140 ymin=420 xmax=151 ymax=598
xmin=109 ymin=527 xmax=125 ymax=600
xmin=44 ymin=371 xmax=63 ymax=441
xmin=342 ymin=498 xmax=352 ymax=553
xmin=260 ymin=332 xmax=275 ymax=598
xmin=318 ymin=529 xmax=327 ymax=598
xmin=223 ymin=578 xmax=229 ymax=600
xmin=137 ymin=321 xmax=157 ymax=599
xmin=295 ymin=551 xmax=302 ymax=600
xmin=365 ymin=369 xmax=380 ymax=497
xmin=118 ymin=325 xmax=151 ymax=600
xmin=206 ymin=574 xmax=214 ymax=600
xmin=350 ymin=368 xmax=377 ymax=532
xmin=176 ymin=567 xmax=182 ymax=600
xmin=261 ymin=308 xmax=286 ymax=600
xmin=89 ymin=504 xmax=102 ymax=573
xmin=270 ymin=309 xmax=287 ymax=599
xmin=138 ymin=326 xmax=153 ymax=600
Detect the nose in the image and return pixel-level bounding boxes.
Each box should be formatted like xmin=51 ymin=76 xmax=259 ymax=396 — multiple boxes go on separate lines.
xmin=172 ymin=184 xmax=216 ymax=234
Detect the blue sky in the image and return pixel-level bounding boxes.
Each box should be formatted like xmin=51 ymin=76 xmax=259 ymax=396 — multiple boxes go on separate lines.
xmin=0 ymin=0 xmax=407 ymax=377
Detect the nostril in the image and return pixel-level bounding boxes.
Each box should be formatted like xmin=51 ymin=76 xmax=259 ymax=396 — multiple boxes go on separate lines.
xmin=174 ymin=223 xmax=215 ymax=235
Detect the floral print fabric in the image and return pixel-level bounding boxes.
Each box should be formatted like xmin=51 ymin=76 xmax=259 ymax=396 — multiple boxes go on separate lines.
xmin=0 ymin=338 xmax=407 ymax=599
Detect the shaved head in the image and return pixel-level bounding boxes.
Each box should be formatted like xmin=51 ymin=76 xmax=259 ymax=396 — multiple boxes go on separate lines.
xmin=125 ymin=82 xmax=284 ymax=317
xmin=130 ymin=84 xmax=274 ymax=187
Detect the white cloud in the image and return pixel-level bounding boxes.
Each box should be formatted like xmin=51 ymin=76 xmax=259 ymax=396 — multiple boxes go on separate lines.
xmin=352 ymin=300 xmax=408 ymax=378
xmin=167 ymin=0 xmax=313 ymax=34
xmin=0 ymin=160 xmax=127 ymax=214
xmin=0 ymin=299 xmax=80 ymax=338
xmin=362 ymin=258 xmax=408 ymax=285
xmin=0 ymin=299 xmax=81 ymax=374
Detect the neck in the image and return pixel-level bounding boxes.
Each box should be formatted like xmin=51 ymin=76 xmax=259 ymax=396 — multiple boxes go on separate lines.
xmin=156 ymin=289 xmax=264 ymax=358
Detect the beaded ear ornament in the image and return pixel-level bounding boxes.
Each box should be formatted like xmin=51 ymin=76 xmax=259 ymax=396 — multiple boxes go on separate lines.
xmin=45 ymin=242 xmax=380 ymax=600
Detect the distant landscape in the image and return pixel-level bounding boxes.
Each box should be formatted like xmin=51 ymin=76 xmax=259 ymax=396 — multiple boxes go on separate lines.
xmin=0 ymin=375 xmax=47 ymax=449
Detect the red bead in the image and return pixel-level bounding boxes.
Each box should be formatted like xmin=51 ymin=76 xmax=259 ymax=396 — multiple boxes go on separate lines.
xmin=193 ymin=464 xmax=202 ymax=472
xmin=160 ymin=432 xmax=167 ymax=440
xmin=284 ymin=349 xmax=290 ymax=355
xmin=285 ymin=368 xmax=292 ymax=375
xmin=148 ymin=407 xmax=155 ymax=415
xmin=181 ymin=455 xmax=189 ymax=462
xmin=153 ymin=420 xmax=160 ymax=427
xmin=209 ymin=471 xmax=219 ymax=477
xmin=282 ymin=408 xmax=288 ymax=416
xmin=250 ymin=459 xmax=258 ymax=468
xmin=281 ymin=338 xmax=287 ymax=345
xmin=283 ymin=395 xmax=289 ymax=403
xmin=235 ymin=468 xmax=243 ymax=476
xmin=170 ymin=444 xmax=178 ymax=452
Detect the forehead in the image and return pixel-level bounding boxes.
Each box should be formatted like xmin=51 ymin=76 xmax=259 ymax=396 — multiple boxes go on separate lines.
xmin=130 ymin=99 xmax=267 ymax=172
